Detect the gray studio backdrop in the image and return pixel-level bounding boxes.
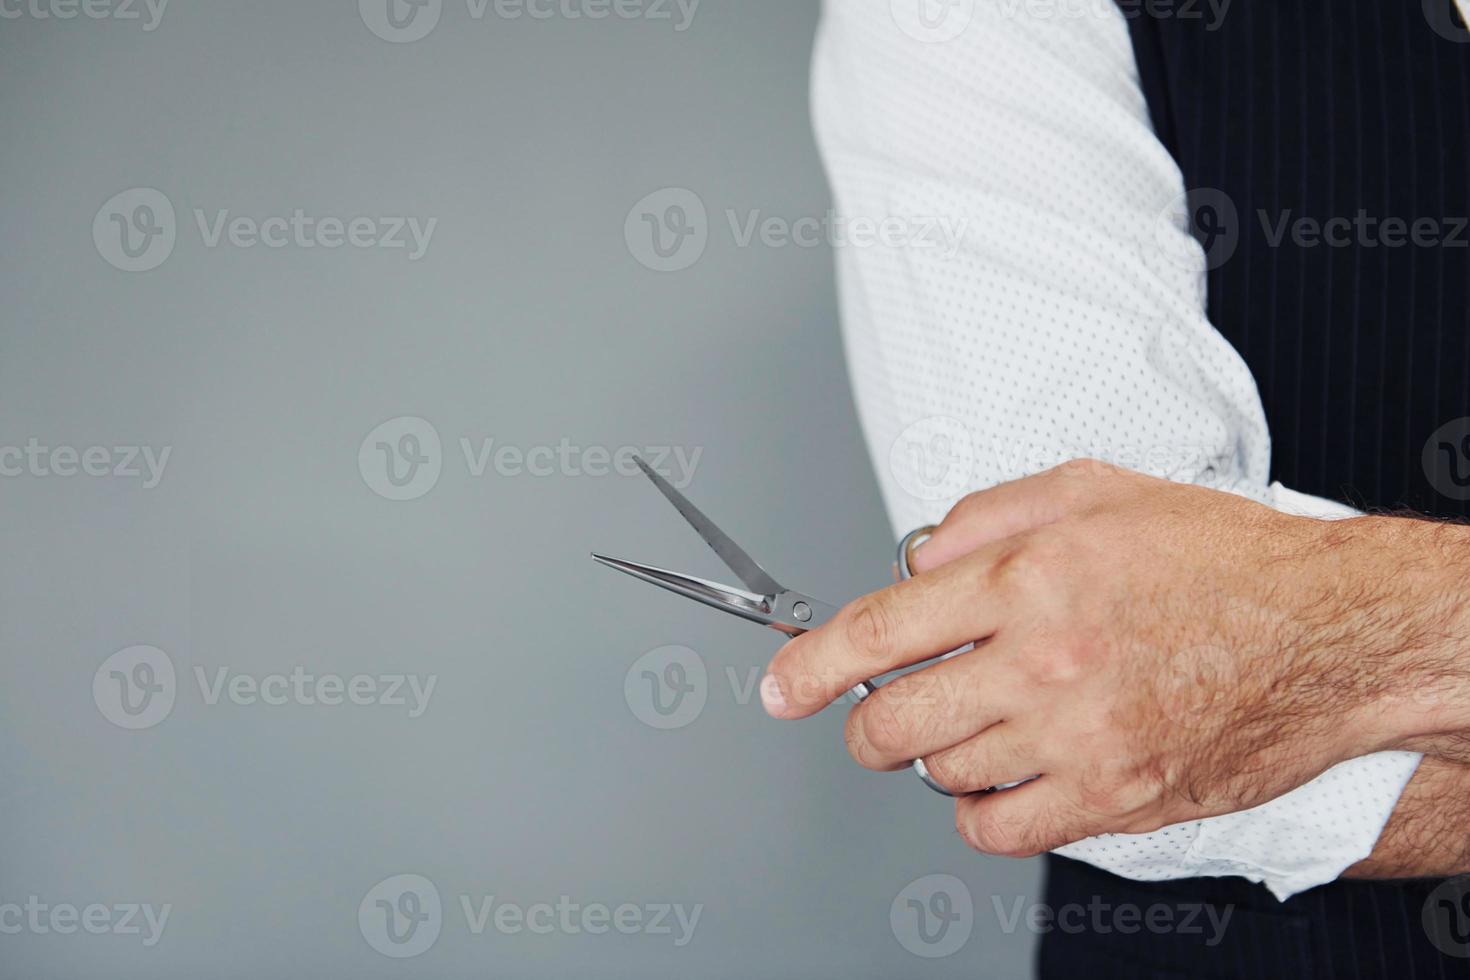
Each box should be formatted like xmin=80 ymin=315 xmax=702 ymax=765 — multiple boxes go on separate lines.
xmin=0 ymin=1 xmax=1042 ymax=976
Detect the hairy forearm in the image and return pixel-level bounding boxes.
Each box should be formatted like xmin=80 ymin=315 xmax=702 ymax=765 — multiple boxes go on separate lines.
xmin=1324 ymin=514 xmax=1470 ymax=760
xmin=1335 ymin=514 xmax=1470 ymax=880
xmin=1347 ymin=757 xmax=1470 ymax=879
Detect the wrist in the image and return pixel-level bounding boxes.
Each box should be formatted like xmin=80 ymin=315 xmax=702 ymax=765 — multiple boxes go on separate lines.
xmin=1322 ymin=515 xmax=1470 ymax=754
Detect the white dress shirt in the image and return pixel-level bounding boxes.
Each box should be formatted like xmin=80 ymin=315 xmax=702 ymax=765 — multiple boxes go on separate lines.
xmin=811 ymin=0 xmax=1421 ymax=899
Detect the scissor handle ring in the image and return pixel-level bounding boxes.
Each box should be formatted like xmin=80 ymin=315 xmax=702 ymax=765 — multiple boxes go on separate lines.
xmin=898 ymin=525 xmax=937 ymax=581
xmin=848 ymin=526 xmax=959 ymax=798
xmin=892 ymin=525 xmax=955 ymax=797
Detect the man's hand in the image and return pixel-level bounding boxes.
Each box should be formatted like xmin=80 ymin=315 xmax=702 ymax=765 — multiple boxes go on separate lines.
xmin=759 ymin=461 xmax=1470 ymax=857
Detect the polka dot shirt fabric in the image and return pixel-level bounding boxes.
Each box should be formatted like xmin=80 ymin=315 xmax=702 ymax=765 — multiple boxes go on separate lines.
xmin=811 ymin=0 xmax=1421 ymax=900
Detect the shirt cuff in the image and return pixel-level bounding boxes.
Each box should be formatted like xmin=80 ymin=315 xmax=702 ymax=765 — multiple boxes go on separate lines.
xmin=1053 ymin=482 xmax=1423 ymax=900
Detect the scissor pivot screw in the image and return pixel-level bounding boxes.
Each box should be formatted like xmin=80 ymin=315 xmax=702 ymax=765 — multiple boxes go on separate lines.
xmin=793 ymin=602 xmax=812 ymax=623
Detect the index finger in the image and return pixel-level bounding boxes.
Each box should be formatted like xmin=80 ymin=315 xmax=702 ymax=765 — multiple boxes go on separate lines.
xmin=910 ymin=461 xmax=1103 ymax=575
xmin=760 ymin=542 xmax=1009 ymax=720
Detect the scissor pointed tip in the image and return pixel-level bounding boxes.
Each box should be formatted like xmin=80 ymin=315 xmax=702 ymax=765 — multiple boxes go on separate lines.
xmin=591 ymin=553 xmax=638 ymax=574
xmin=591 ymin=554 xmax=772 ymax=623
xmin=591 ymin=554 xmax=670 ymax=585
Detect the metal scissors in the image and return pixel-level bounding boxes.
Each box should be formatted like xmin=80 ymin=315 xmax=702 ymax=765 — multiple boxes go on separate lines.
xmin=593 ymin=456 xmax=957 ymax=797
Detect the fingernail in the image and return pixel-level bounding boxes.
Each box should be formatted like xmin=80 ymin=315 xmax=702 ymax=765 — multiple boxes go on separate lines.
xmin=760 ymin=674 xmax=788 ymax=717
xmin=906 ymin=534 xmax=930 ymax=573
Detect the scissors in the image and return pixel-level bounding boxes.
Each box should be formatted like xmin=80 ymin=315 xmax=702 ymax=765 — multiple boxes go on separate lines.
xmin=593 ymin=456 xmax=961 ymax=797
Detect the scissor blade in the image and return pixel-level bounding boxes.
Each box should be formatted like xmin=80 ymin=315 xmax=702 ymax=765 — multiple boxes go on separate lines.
xmin=632 ymin=455 xmax=785 ymax=597
xmin=592 ymin=554 xmax=779 ymax=628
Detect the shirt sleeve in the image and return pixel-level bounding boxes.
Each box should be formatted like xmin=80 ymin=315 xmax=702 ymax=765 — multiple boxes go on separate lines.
xmin=811 ymin=0 xmax=1420 ymax=900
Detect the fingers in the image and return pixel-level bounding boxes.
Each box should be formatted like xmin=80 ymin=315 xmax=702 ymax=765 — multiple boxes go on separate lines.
xmin=843 ymin=644 xmax=1017 ymax=771
xmin=954 ymin=778 xmax=1096 ymax=857
xmin=916 ymin=725 xmax=1042 ymax=795
xmin=762 ymin=545 xmax=1009 ymax=720
xmin=911 ymin=461 xmax=1109 ymax=575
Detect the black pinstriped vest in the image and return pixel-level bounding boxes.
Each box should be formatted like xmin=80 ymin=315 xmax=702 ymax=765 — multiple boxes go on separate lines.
xmin=1133 ymin=0 xmax=1470 ymax=521
xmin=1040 ymin=4 xmax=1470 ymax=977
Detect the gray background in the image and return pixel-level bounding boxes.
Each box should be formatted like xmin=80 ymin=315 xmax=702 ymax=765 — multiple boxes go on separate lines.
xmin=0 ymin=1 xmax=1042 ymax=976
